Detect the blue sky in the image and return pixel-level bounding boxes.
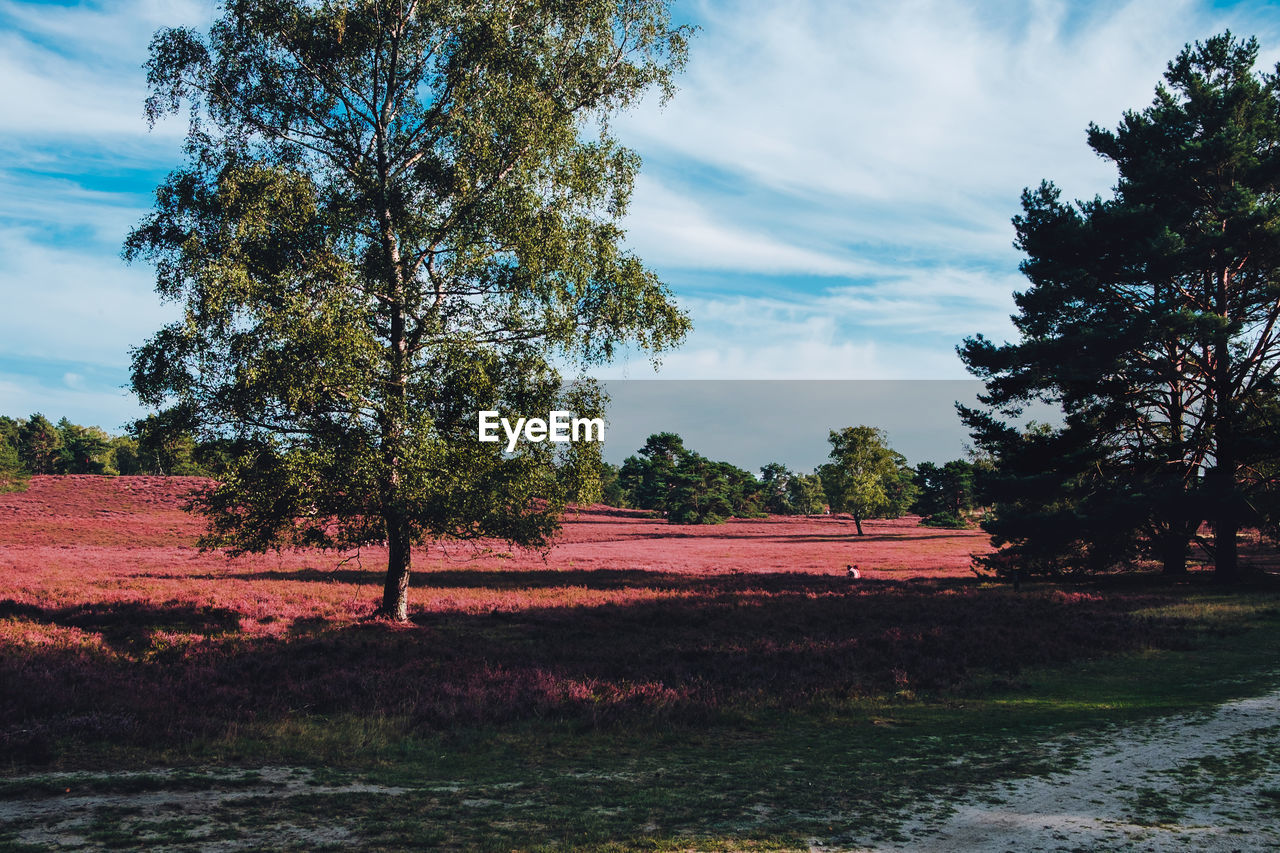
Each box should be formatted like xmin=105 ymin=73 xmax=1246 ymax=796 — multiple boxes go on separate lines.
xmin=4 ymin=0 xmax=1280 ymax=432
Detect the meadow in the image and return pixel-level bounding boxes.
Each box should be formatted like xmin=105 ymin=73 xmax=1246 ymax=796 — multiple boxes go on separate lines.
xmin=2 ymin=476 xmax=1279 ymax=850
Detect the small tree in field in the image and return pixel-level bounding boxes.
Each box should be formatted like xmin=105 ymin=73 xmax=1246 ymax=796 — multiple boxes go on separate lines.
xmin=127 ymin=0 xmax=691 ymax=620
xmin=819 ymin=426 xmax=914 ymax=535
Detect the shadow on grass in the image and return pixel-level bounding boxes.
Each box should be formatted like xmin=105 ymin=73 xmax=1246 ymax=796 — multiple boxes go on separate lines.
xmin=0 ymin=576 xmax=1194 ymax=765
xmin=196 ymin=567 xmax=894 ymax=590
xmin=171 ymin=568 xmax=972 ymax=593
xmin=0 ymin=598 xmax=242 ymax=651
xmin=637 ymin=531 xmax=979 ymax=544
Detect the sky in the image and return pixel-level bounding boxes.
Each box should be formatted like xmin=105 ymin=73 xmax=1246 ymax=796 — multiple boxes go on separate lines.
xmin=4 ymin=0 xmax=1280 ymax=443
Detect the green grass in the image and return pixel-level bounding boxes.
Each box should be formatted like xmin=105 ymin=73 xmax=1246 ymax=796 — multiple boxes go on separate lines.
xmin=5 ymin=589 xmax=1280 ymax=851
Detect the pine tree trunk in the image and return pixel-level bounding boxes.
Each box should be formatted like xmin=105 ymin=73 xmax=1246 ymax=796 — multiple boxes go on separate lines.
xmin=1212 ymin=456 xmax=1239 ymax=582
xmin=1212 ymin=265 xmax=1239 ymax=582
xmin=854 ymin=514 xmax=864 ymax=536
xmin=1215 ymin=512 xmax=1239 ymax=581
xmin=1158 ymin=534 xmax=1188 ymax=576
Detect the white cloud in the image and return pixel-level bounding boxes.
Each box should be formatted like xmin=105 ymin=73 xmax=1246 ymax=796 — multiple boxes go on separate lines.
xmin=624 ymin=176 xmax=886 ymax=277
xmin=6 ymin=0 xmax=1280 ymax=415
xmin=815 ymin=268 xmax=1024 ymax=336
xmin=0 ymin=376 xmax=143 ymax=431
xmin=626 ymin=0 xmax=1280 ymax=206
xmin=0 ymin=0 xmax=210 ymax=142
xmin=593 ymin=285 xmax=1000 ymax=380
xmin=608 ymin=0 xmax=1280 ymax=377
xmin=0 ymin=228 xmax=178 ymax=368
xmin=0 ymin=171 xmax=152 ymax=247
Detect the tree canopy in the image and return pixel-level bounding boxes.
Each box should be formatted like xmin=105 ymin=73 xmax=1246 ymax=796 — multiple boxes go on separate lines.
xmin=819 ymin=426 xmax=915 ymax=535
xmin=0 ymin=429 xmax=27 ymax=495
xmin=615 ymin=433 xmax=766 ymax=524
xmin=913 ymin=459 xmax=978 ymax=528
xmin=759 ymin=463 xmax=826 ymax=516
xmin=0 ymin=414 xmax=212 ymax=481
xmin=960 ymin=33 xmax=1280 ymax=579
xmin=126 ymin=0 xmax=691 ymax=619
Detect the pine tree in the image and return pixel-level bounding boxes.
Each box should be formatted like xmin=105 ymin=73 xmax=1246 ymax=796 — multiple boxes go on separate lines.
xmin=961 ymin=33 xmax=1280 ymax=579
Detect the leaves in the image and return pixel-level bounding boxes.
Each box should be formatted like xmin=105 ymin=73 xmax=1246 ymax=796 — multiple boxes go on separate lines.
xmin=960 ymin=32 xmax=1280 ymax=577
xmin=126 ymin=0 xmax=692 ymax=612
xmin=820 ymin=426 xmax=916 ymax=528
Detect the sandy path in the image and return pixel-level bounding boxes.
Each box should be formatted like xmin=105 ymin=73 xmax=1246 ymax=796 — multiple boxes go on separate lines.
xmin=6 ymin=689 xmax=1280 ymax=850
xmin=0 ymin=767 xmax=414 ymax=850
xmin=865 ymin=687 xmax=1280 ymax=851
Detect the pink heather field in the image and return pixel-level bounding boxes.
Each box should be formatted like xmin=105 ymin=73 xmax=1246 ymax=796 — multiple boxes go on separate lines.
xmin=2 ymin=474 xmax=1178 ymax=739
xmin=1 ymin=475 xmax=991 ymax=642
xmin=4 ymin=475 xmax=1280 ymax=851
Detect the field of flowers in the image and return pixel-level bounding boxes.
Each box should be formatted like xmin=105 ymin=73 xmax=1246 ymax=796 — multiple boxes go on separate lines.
xmin=1 ymin=476 xmax=1184 ymax=765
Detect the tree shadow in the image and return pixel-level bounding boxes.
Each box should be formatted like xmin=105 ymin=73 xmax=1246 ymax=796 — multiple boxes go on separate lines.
xmin=650 ymin=531 xmax=981 ymax=544
xmin=0 ymin=580 xmax=1185 ymax=764
xmin=199 ymin=567 xmax=952 ymax=593
xmin=0 ymin=599 xmax=242 ymax=652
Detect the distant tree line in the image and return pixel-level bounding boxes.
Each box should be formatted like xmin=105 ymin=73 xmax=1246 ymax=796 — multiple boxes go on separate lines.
xmin=0 ymin=413 xmax=230 ymax=490
xmin=0 ymin=410 xmax=990 ymax=534
xmin=600 ymin=427 xmax=983 ymax=529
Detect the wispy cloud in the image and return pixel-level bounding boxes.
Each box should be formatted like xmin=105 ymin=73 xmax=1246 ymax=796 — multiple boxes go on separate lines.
xmin=4 ymin=0 xmax=1280 ymax=419
xmin=612 ymin=0 xmax=1280 ymax=378
xmin=0 ymin=228 xmax=179 ymax=368
xmin=0 ymin=0 xmax=208 ymax=143
xmin=0 ymin=1 xmax=204 ymax=419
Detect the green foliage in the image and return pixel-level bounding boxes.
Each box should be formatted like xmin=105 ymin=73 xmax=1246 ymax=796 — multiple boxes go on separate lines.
xmin=758 ymin=462 xmax=791 ymax=514
xmin=619 ymin=432 xmax=686 ymax=511
xmin=56 ymin=418 xmax=115 ymax=475
xmin=130 ymin=413 xmax=208 ymax=476
xmin=0 ymin=414 xmax=236 ymax=478
xmin=819 ymin=426 xmax=915 ymax=534
xmin=1236 ymin=391 xmax=1280 ymax=542
xmin=914 ymin=460 xmax=977 ymax=527
xmin=18 ymin=413 xmax=61 ymax=475
xmin=597 ymin=461 xmax=625 ymax=507
xmin=0 ymin=434 xmax=28 ymax=493
xmin=960 ymin=32 xmax=1280 ymax=579
xmin=126 ymin=0 xmax=691 ymax=618
xmin=552 ymin=382 xmax=609 ymax=506
xmin=0 ymin=416 xmax=18 ymax=449
xmin=616 ymin=433 xmax=763 ymax=524
xmin=788 ymin=472 xmax=827 ymax=515
xmin=757 ymin=463 xmax=825 ymax=515
xmin=665 ymin=454 xmax=735 ymax=524
xmin=110 ymin=436 xmax=143 ymax=476
xmin=919 ymin=510 xmax=968 ymax=530
xmin=965 ymin=421 xmax=1122 ymax=576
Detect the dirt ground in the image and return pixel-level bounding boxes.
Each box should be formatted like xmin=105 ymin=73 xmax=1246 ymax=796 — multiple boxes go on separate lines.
xmin=846 ymin=684 xmax=1280 ymax=852
xmin=4 ymin=683 xmax=1278 ymax=851
xmin=0 ymin=767 xmax=412 ymax=850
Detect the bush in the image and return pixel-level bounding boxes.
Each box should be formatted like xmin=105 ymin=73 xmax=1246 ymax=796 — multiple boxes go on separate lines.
xmin=0 ymin=438 xmax=29 ymax=493
xmin=921 ymin=511 xmax=971 ymax=529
